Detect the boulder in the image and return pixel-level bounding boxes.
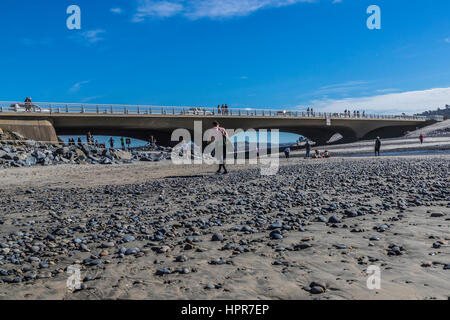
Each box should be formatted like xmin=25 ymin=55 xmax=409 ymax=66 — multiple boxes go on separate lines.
xmin=113 ymin=150 xmax=132 ymax=161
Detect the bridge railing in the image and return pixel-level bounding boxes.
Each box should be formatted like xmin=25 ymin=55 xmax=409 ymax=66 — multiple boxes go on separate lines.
xmin=0 ymin=101 xmax=431 ymax=121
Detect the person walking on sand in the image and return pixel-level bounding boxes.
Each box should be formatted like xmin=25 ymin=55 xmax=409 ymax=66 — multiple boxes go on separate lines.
xmin=419 ymin=134 xmax=424 ymax=144
xmin=284 ymin=147 xmax=291 ymax=159
xmin=375 ymin=137 xmax=381 ymax=156
xmin=305 ymin=140 xmax=311 ymax=158
xmin=109 ymin=137 xmax=114 ymax=149
xmin=211 ymin=121 xmax=229 ymax=174
xmin=120 ymin=137 xmax=125 ymax=150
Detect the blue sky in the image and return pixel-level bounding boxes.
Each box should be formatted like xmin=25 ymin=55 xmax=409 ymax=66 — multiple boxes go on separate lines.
xmin=0 ymin=0 xmax=449 ymax=114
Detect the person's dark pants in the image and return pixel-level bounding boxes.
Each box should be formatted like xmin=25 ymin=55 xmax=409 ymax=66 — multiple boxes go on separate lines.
xmin=375 ymin=148 xmax=380 ymax=156
xmin=217 ymin=145 xmax=228 ymax=173
xmin=306 ymin=150 xmax=310 ymax=158
xmin=285 ymin=152 xmax=290 ymax=158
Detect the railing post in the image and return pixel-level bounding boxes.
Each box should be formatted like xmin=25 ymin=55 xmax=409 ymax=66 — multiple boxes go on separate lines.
xmin=149 ymin=107 xmax=152 ymax=114
xmin=110 ymin=106 xmax=113 ymax=114
xmin=66 ymin=104 xmax=69 ymax=113
xmin=173 ymin=107 xmax=175 ymax=115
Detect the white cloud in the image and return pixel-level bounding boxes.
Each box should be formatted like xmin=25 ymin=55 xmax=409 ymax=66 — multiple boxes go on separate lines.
xmin=445 ymin=38 xmax=450 ymax=43
xmin=69 ymin=80 xmax=90 ymax=93
xmin=332 ymin=0 xmax=342 ymax=3
xmin=82 ymin=29 xmax=106 ymax=43
xmin=110 ymin=7 xmax=123 ymax=14
xmin=133 ymin=0 xmax=315 ymax=21
xmin=307 ymin=87 xmax=450 ymax=114
xmin=133 ymin=0 xmax=183 ymax=21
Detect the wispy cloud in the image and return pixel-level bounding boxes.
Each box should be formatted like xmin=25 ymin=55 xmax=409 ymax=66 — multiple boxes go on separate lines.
xmin=314 ymin=80 xmax=370 ymax=96
xmin=110 ymin=7 xmax=124 ymax=14
xmin=81 ymin=95 xmax=105 ymax=103
xmin=306 ymin=87 xmax=450 ymax=114
xmin=21 ymin=38 xmax=53 ymax=46
xmin=82 ymin=29 xmax=106 ymax=43
xmin=70 ymin=29 xmax=106 ymax=45
xmin=133 ymin=0 xmax=183 ymax=21
xmin=332 ymin=0 xmax=342 ymax=3
xmin=69 ymin=80 xmax=90 ymax=93
xmin=375 ymin=88 xmax=400 ymax=93
xmin=132 ymin=0 xmax=315 ymax=21
xmin=445 ymin=38 xmax=450 ymax=43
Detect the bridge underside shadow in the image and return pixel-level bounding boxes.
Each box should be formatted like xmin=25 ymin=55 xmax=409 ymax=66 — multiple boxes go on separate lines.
xmin=54 ymin=119 xmax=432 ymax=148
xmin=56 ymin=125 xmax=359 ymax=147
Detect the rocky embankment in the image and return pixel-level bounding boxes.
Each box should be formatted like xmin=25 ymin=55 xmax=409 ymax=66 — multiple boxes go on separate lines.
xmin=0 ymin=143 xmax=172 ymax=169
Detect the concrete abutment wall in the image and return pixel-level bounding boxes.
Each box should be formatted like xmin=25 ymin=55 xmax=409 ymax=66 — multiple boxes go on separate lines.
xmin=0 ymin=119 xmax=59 ymax=143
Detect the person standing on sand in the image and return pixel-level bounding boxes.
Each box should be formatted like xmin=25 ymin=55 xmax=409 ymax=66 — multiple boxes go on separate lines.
xmin=375 ymin=137 xmax=381 ymax=156
xmin=284 ymin=147 xmax=291 ymax=159
xmin=305 ymin=140 xmax=311 ymax=158
xmin=419 ymin=134 xmax=424 ymax=144
xmin=211 ymin=121 xmax=229 ymax=174
xmin=120 ymin=137 xmax=125 ymax=150
xmin=109 ymin=137 xmax=114 ymax=149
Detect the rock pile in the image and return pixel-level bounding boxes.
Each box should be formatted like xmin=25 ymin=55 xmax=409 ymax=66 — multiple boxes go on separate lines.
xmin=0 ymin=143 xmax=171 ymax=169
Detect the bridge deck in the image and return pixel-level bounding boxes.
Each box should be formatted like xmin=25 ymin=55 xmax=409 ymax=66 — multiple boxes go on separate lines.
xmin=0 ymin=101 xmax=436 ymax=122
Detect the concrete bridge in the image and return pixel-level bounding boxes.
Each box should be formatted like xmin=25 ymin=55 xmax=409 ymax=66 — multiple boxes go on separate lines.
xmin=0 ymin=101 xmax=437 ymax=146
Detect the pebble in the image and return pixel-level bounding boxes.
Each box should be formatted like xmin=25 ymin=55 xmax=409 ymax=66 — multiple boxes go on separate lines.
xmin=211 ymin=233 xmax=224 ymax=241
xmin=155 ymin=268 xmax=171 ymax=276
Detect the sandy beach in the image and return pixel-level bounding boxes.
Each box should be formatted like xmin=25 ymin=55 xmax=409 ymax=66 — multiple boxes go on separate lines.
xmin=0 ymin=137 xmax=449 ymax=300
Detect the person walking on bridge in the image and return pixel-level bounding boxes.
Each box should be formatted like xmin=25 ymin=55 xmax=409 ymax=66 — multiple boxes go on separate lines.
xmin=375 ymin=137 xmax=381 ymax=156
